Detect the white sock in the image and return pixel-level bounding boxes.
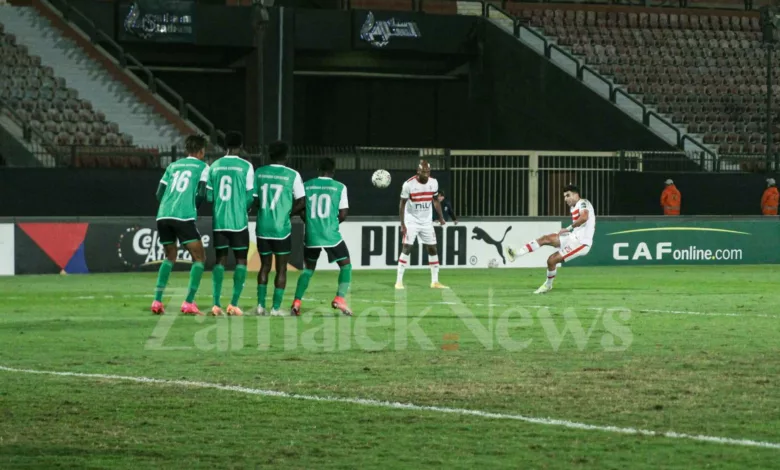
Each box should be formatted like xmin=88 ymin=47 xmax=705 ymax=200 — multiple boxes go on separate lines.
xmin=524 ymin=240 xmax=541 ymax=253
xmin=429 ymin=255 xmax=440 ymax=283
xmin=396 ymin=253 xmax=409 ymax=284
xmin=545 ymin=269 xmax=557 ymax=288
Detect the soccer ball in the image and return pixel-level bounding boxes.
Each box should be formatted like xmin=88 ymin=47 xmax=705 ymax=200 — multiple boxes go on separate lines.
xmin=371 ymin=169 xmax=391 ymax=188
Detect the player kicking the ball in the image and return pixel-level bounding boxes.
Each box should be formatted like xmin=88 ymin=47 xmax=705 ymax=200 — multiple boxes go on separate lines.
xmin=290 ymin=158 xmax=353 ymax=316
xmin=150 ymin=135 xmax=210 ymax=315
xmin=396 ymin=160 xmax=448 ymax=289
xmin=505 ymin=184 xmax=595 ymax=294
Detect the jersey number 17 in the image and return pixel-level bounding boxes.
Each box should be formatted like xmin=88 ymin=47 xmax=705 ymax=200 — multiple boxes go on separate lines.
xmin=260 ymin=183 xmax=283 ymax=210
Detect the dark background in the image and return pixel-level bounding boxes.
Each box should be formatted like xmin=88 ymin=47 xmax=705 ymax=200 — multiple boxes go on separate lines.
xmin=0 ymin=168 xmax=775 ymax=217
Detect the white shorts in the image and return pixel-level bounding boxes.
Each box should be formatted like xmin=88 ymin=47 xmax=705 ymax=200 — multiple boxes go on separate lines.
xmin=404 ymin=223 xmax=437 ymax=246
xmin=558 ymin=232 xmax=591 ymax=262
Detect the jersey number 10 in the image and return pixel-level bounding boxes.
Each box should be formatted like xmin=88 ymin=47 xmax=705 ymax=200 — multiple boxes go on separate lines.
xmin=308 ymin=194 xmax=331 ymax=219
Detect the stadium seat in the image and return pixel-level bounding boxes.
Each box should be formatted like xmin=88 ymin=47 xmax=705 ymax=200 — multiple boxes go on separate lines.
xmin=526 ymin=5 xmax=768 ymax=154
xmin=0 ymin=21 xmax=162 ymax=168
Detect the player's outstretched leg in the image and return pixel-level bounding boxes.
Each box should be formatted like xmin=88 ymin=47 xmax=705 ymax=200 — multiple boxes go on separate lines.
xmin=426 ymin=244 xmax=448 ymax=289
xmin=181 ymin=240 xmax=206 ymax=315
xmin=256 ymin=253 xmax=272 ymax=315
xmin=151 ymin=244 xmax=178 ymax=314
xmin=535 ymin=253 xmax=563 ymax=294
xmin=211 ymin=249 xmax=227 ymax=316
xmin=292 ymin=258 xmax=316 ymax=317
xmin=332 ymin=258 xmax=352 ymax=316
xmin=506 ymin=233 xmax=560 ymax=262
xmin=396 ymin=245 xmax=412 ymax=289
xmin=227 ymin=251 xmax=248 ymax=316
xmin=271 ymin=253 xmax=290 ymax=316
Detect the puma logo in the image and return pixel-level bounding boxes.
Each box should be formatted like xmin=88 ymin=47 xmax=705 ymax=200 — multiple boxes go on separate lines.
xmin=472 ymin=226 xmax=512 ymax=264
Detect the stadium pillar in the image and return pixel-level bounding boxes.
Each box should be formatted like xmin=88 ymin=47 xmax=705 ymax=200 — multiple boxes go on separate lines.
xmin=767 ymin=44 xmax=773 ymax=168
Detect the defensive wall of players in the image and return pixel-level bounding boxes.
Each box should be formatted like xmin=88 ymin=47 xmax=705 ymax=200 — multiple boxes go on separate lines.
xmin=0 ymin=216 xmax=777 ymax=276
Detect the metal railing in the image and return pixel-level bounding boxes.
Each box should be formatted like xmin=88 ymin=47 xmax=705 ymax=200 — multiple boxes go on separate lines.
xmin=43 ymin=0 xmax=225 ymax=144
xmin=449 ymin=150 xmax=645 ymax=217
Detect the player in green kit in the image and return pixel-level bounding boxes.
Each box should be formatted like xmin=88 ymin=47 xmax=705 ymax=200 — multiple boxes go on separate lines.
xmin=150 ymin=135 xmax=210 ymax=315
xmin=291 ymin=158 xmax=352 ymax=316
xmin=206 ymin=131 xmax=255 ymax=317
xmin=253 ymin=141 xmax=306 ymax=316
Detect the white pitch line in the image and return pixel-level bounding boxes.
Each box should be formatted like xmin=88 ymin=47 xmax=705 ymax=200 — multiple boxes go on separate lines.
xmin=1 ymin=294 xmax=774 ymax=319
xmin=0 ymin=365 xmax=778 ymax=450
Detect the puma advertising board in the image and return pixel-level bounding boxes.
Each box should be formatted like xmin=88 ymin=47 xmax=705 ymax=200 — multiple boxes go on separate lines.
xmin=307 ymin=221 xmax=561 ymax=270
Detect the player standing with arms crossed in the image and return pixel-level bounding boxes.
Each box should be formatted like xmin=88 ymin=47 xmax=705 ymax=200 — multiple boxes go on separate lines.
xmin=505 ymin=184 xmax=595 ymax=294
xmin=253 ymin=141 xmax=306 ymax=316
xmin=150 ymin=135 xmax=210 ymax=315
xmin=396 ymin=160 xmax=448 ymax=290
xmin=206 ymin=131 xmax=255 ymax=316
xmin=290 ymin=158 xmax=353 ymax=316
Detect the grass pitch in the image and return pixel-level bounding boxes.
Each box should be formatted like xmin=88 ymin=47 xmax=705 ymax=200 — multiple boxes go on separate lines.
xmin=1 ymin=266 xmax=779 ymax=469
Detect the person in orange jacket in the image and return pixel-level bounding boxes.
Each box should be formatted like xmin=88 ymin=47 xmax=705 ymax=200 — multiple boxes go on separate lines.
xmin=761 ymin=178 xmax=778 ymax=216
xmin=661 ymin=179 xmax=681 ymax=216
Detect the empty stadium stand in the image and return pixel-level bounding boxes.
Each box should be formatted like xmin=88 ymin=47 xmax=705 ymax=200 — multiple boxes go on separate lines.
xmin=508 ymin=5 xmax=777 ymax=157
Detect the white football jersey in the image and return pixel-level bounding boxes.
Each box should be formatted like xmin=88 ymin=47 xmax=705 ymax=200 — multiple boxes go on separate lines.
xmin=400 ymin=176 xmax=438 ymax=225
xmin=571 ymin=198 xmax=596 ymax=246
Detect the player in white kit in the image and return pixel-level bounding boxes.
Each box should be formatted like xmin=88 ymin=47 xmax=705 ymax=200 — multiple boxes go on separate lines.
xmin=505 ymin=184 xmax=595 ymax=294
xmin=396 ymin=160 xmax=448 ymax=289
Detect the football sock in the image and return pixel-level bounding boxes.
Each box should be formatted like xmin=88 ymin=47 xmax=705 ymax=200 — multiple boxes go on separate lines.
xmin=212 ymin=264 xmax=225 ymax=307
xmin=525 ymin=240 xmax=541 ymax=253
xmin=231 ymin=264 xmax=247 ymax=306
xmin=337 ymin=264 xmax=352 ymax=298
xmin=396 ymin=253 xmax=410 ymax=284
xmin=257 ymin=284 xmax=267 ymax=310
xmin=294 ymin=268 xmax=314 ymax=301
xmin=273 ymin=287 xmax=285 ymax=310
xmin=429 ymin=255 xmax=440 ymax=283
xmin=154 ymin=259 xmax=174 ymax=302
xmin=545 ymin=269 xmax=557 ymax=288
xmin=185 ymin=261 xmax=205 ymax=303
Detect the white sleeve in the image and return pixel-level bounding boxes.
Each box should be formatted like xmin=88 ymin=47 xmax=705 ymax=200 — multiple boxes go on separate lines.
xmin=432 ymin=178 xmax=439 ymax=195
xmin=199 ymin=165 xmax=210 ymax=183
xmin=400 ymin=181 xmax=410 ymax=199
xmin=246 ymin=163 xmax=255 ymax=191
xmin=293 ymin=172 xmax=305 ymax=199
xmin=578 ymin=200 xmax=588 ymax=211
xmin=339 ymin=185 xmax=349 ymax=209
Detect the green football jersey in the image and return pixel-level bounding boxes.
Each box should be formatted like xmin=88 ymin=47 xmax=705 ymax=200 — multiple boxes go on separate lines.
xmin=254 ymin=164 xmax=305 ymax=239
xmin=304 ymin=177 xmax=348 ymax=247
xmin=156 ymin=157 xmax=209 ymax=221
xmin=207 ymin=156 xmax=255 ymax=231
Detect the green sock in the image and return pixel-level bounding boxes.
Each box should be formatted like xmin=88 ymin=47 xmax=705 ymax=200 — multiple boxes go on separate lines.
xmin=154 ymin=259 xmax=174 ymax=302
xmin=185 ymin=261 xmax=205 ymax=303
xmin=257 ymin=283 xmax=268 ymax=309
xmin=272 ymin=287 xmax=284 ymax=310
xmin=337 ymin=264 xmax=352 ymax=298
xmin=231 ymin=264 xmax=247 ymax=306
xmin=294 ymin=269 xmax=314 ymax=301
xmin=212 ymin=264 xmax=225 ymax=307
